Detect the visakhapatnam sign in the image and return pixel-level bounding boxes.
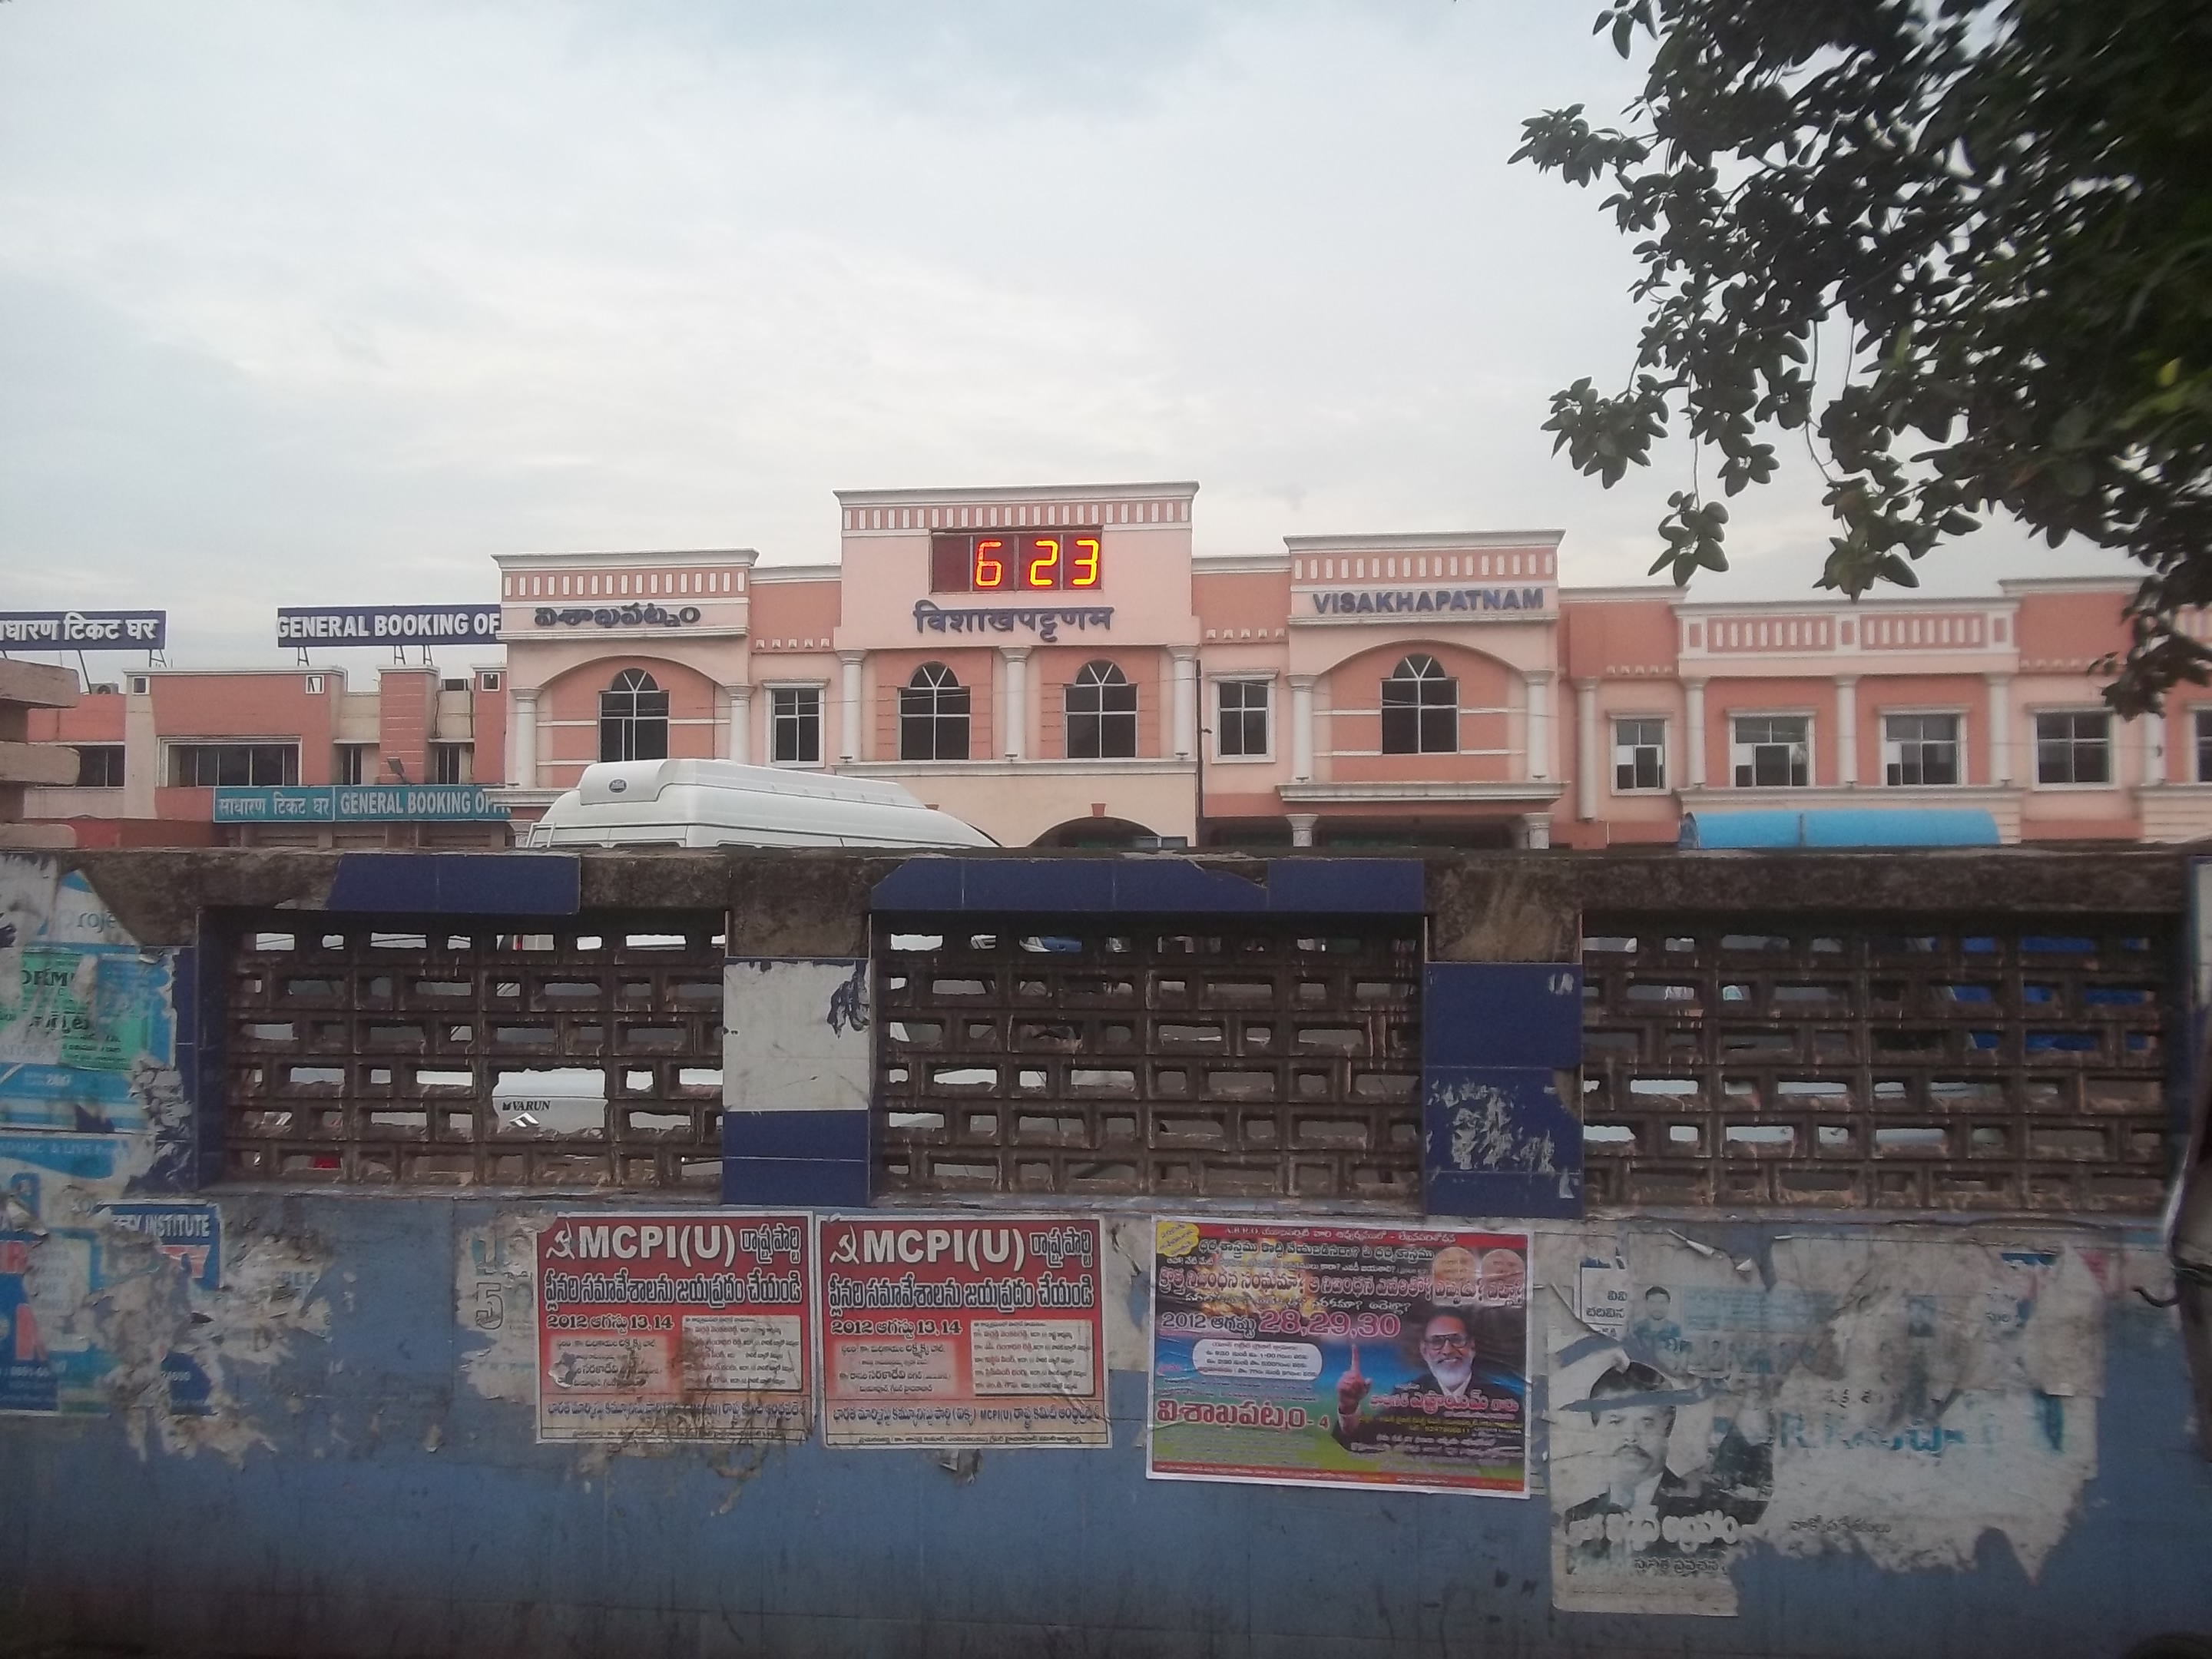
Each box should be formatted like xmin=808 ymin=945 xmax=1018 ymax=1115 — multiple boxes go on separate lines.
xmin=0 ymin=611 xmax=167 ymax=649
xmin=276 ymin=606 xmax=502 ymax=646
xmin=1299 ymin=586 xmax=1553 ymax=621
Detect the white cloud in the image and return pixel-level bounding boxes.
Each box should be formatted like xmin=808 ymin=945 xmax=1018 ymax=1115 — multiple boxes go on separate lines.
xmin=0 ymin=0 xmax=2133 ymax=667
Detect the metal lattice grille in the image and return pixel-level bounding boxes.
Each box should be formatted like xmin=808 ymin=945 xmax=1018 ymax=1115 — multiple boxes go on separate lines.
xmin=1580 ymin=918 xmax=2173 ymax=1212
xmin=874 ymin=919 xmax=1425 ymax=1202
xmin=224 ymin=913 xmax=726 ymax=1188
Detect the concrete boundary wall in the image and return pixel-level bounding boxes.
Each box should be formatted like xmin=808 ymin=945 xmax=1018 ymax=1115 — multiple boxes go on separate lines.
xmin=2 ymin=847 xmax=2208 ymax=1658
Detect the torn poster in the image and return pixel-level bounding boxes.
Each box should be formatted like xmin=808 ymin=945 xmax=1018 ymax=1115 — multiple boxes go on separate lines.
xmin=535 ymin=1212 xmax=813 ymax=1444
xmin=1148 ymin=1219 xmax=1529 ymax=1495
xmin=1541 ymin=1230 xmax=2107 ymax=1617
xmin=817 ymin=1215 xmax=1108 ymax=1448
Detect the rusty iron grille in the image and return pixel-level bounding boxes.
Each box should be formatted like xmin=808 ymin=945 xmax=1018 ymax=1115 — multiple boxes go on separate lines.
xmin=874 ymin=918 xmax=1424 ymax=1203
xmin=1581 ymin=917 xmax=2173 ymax=1212
xmin=223 ymin=913 xmax=726 ymax=1188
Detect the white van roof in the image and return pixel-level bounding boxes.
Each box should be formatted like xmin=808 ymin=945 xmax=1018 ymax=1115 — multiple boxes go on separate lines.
xmin=527 ymin=759 xmax=996 ymax=850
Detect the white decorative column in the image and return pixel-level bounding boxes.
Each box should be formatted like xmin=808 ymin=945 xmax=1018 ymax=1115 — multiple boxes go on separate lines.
xmin=999 ymin=647 xmax=1029 ymax=760
xmin=1575 ymin=678 xmax=1599 ymax=820
xmin=508 ymin=689 xmax=538 ymax=790
xmin=1684 ymin=679 xmax=1707 ymax=788
xmin=1835 ymin=676 xmax=1859 ymax=786
xmin=1287 ymin=813 xmax=1319 ymax=849
xmin=1290 ymin=674 xmax=1316 ymax=783
xmin=2143 ymin=709 xmax=2167 ymax=786
xmin=1525 ymin=671 xmax=1552 ymax=782
xmin=1171 ymin=647 xmax=1197 ymax=761
xmin=727 ymin=686 xmax=752 ymax=766
xmin=838 ymin=652 xmax=864 ymax=763
xmin=1985 ymin=673 xmax=2014 ymax=785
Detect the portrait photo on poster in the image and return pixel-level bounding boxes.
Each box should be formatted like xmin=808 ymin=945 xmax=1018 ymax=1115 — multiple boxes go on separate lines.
xmin=1147 ymin=1219 xmax=1530 ymax=1496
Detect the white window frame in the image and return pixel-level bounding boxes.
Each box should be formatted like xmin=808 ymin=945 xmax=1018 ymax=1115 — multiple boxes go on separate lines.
xmin=1728 ymin=710 xmax=1814 ymax=790
xmin=1880 ymin=707 xmax=1967 ymax=788
xmin=303 ymin=674 xmax=326 ymax=695
xmin=2194 ymin=708 xmax=2212 ymax=785
xmin=1210 ymin=676 xmax=1274 ymax=763
xmin=2031 ymin=707 xmax=2115 ymax=790
xmin=765 ymin=681 xmax=826 ymax=769
xmin=1610 ymin=714 xmax=1668 ymax=795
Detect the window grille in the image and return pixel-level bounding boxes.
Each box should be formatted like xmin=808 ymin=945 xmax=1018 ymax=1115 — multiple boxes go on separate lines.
xmin=1065 ymin=661 xmax=1137 ymax=759
xmin=598 ymin=669 xmax=668 ymax=763
xmin=1612 ymin=719 xmax=1665 ymax=792
xmin=1216 ymin=680 xmax=1270 ymax=758
xmin=1580 ymin=918 xmax=2170 ymax=1212
xmin=771 ymin=687 xmax=823 ymax=764
xmin=224 ymin=914 xmax=727 ymax=1188
xmin=170 ymin=743 xmax=300 ymax=787
xmin=72 ymin=745 xmax=124 ymax=789
xmin=1730 ymin=715 xmax=1810 ymax=788
xmin=875 ymin=919 xmax=1424 ymax=1203
xmin=431 ymin=743 xmax=472 ymax=784
xmin=1381 ymin=654 xmax=1456 ymax=754
xmin=1884 ymin=713 xmax=1960 ymax=786
xmin=899 ymin=663 xmax=971 ymax=760
xmin=2037 ymin=711 xmax=2111 ymax=785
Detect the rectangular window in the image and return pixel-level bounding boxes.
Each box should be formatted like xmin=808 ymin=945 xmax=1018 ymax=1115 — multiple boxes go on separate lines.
xmin=431 ymin=743 xmax=472 ymax=784
xmin=1612 ymin=719 xmax=1666 ymax=792
xmin=2036 ymin=711 xmax=2110 ymax=785
xmin=168 ymin=743 xmax=300 ymax=787
xmin=333 ymin=744 xmax=370 ymax=786
xmin=1883 ymin=713 xmax=1960 ymax=786
xmin=72 ymin=745 xmax=124 ymax=788
xmin=2197 ymin=710 xmax=2212 ymax=783
xmin=771 ymin=687 xmax=823 ymax=764
xmin=1730 ymin=715 xmax=1810 ymax=788
xmin=1216 ymin=680 xmax=1270 ymax=758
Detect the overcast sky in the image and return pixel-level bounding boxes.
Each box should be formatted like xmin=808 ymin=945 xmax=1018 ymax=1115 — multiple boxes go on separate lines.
xmin=0 ymin=0 xmax=2132 ymax=669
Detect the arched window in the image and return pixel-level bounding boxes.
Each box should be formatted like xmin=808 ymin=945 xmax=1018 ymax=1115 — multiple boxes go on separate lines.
xmin=1065 ymin=661 xmax=1137 ymax=759
xmin=1381 ymin=654 xmax=1457 ymax=754
xmin=899 ymin=663 xmax=971 ymax=761
xmin=598 ymin=668 xmax=669 ymax=763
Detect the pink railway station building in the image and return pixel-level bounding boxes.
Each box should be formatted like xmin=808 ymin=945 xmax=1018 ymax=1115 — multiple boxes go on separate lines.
xmin=16 ymin=480 xmax=2212 ymax=850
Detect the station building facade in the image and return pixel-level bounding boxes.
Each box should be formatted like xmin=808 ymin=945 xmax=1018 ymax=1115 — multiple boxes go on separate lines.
xmin=19 ymin=480 xmax=2212 ymax=849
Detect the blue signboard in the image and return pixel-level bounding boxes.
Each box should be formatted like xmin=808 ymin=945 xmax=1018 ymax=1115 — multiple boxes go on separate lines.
xmin=0 ymin=611 xmax=166 ymax=650
xmin=276 ymin=605 xmax=500 ymax=646
xmin=212 ymin=786 xmax=510 ymax=823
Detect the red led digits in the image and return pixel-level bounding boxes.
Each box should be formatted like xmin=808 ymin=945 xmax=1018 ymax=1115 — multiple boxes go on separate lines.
xmin=1025 ymin=537 xmax=1060 ymax=589
xmin=930 ymin=528 xmax=1102 ymax=592
xmin=1068 ymin=537 xmax=1101 ymax=588
xmin=972 ymin=538 xmax=1007 ymax=589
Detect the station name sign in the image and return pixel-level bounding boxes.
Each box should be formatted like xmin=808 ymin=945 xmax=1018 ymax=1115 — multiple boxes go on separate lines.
xmin=212 ymin=786 xmax=510 ymax=823
xmin=0 ymin=611 xmax=167 ymax=649
xmin=1303 ymin=585 xmax=1551 ymax=621
xmin=276 ymin=606 xmax=502 ymax=646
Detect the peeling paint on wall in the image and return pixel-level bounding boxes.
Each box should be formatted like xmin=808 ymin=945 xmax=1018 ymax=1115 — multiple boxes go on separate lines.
xmin=723 ymin=958 xmax=871 ymax=1111
xmin=1538 ymin=1228 xmax=2108 ymax=1616
xmin=458 ymin=1212 xmax=543 ymax=1406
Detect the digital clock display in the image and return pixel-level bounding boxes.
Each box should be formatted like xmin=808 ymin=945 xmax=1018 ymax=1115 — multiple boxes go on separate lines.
xmin=930 ymin=529 xmax=1104 ymax=594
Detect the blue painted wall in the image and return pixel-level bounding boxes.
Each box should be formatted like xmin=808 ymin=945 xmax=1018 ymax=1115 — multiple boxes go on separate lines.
xmin=5 ymin=1192 xmax=2210 ymax=1659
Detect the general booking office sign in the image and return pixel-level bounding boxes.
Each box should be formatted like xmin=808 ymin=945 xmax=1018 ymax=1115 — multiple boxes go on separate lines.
xmin=534 ymin=1212 xmax=813 ymax=1443
xmin=1147 ymin=1219 xmax=1531 ymax=1496
xmin=817 ymin=1215 xmax=1109 ymax=1449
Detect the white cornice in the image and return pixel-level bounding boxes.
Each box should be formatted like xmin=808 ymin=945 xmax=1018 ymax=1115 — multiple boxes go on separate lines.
xmin=494 ymin=548 xmax=759 ymax=571
xmin=1279 ymin=780 xmax=1566 ymax=804
xmin=750 ymin=564 xmax=841 ymax=585
xmin=1559 ymin=585 xmax=1681 ymax=603
xmin=836 ymin=481 xmax=1199 ymax=507
xmin=1194 ymin=555 xmax=1292 ymax=575
xmin=1284 ymin=531 xmax=1563 ymax=555
xmin=1996 ymin=577 xmax=2139 ymax=596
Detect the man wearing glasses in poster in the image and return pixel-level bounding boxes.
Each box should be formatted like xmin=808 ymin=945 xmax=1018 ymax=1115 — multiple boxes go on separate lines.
xmin=1330 ymin=1302 xmax=1524 ymax=1460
